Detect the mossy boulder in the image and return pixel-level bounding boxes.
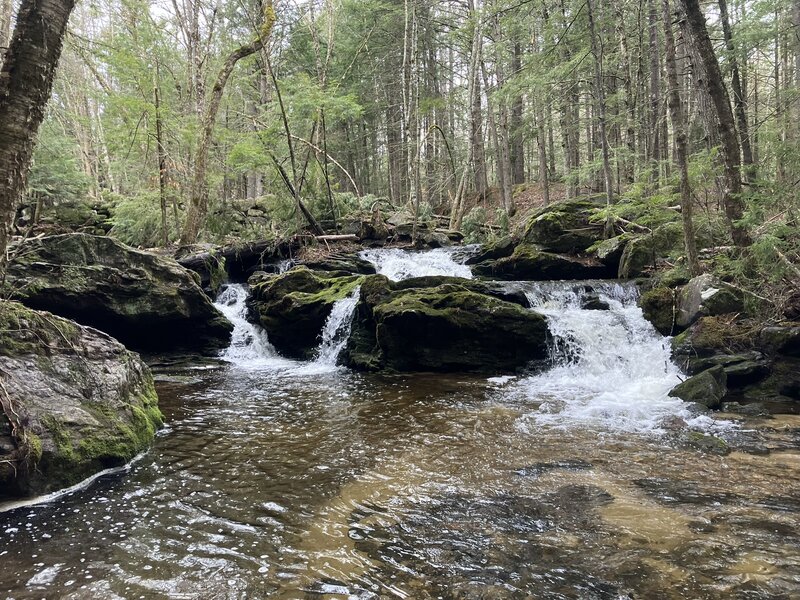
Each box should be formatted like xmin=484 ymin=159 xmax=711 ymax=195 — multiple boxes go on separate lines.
xmin=668 ymin=366 xmax=728 ymax=409
xmin=343 ymin=276 xmax=548 ymax=373
xmin=618 ymin=222 xmax=683 ymax=278
xmin=639 ymin=287 xmax=678 ymax=336
xmin=676 ymin=274 xmax=744 ymax=329
xmin=465 ymin=236 xmax=516 ymax=265
xmin=759 ymin=325 xmax=800 ymax=357
xmin=3 ymin=234 xmax=232 ymax=354
xmin=0 ymin=301 xmax=162 ymax=498
xmin=590 ymin=234 xmax=630 ymax=272
xmin=247 ymin=267 xmax=364 ymax=359
xmin=299 ymin=253 xmax=377 ymax=275
xmin=472 ymin=243 xmax=613 ymax=281
xmin=522 ymin=200 xmax=604 ymax=253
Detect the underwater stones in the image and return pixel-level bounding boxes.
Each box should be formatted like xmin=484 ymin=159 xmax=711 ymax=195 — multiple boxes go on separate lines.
xmin=247 ymin=267 xmax=364 ymax=360
xmin=4 ymin=233 xmax=232 ymax=354
xmin=668 ymin=366 xmax=728 ymax=409
xmin=0 ymin=301 xmax=162 ymax=498
xmin=472 ymin=243 xmax=613 ymax=281
xmin=343 ymin=275 xmax=548 ymax=373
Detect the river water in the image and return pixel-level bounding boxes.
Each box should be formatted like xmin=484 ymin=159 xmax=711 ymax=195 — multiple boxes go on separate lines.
xmin=1 ymin=249 xmax=799 ymax=599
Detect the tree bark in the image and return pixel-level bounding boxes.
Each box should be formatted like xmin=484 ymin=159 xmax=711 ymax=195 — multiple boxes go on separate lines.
xmin=587 ymin=0 xmax=615 ymax=207
xmin=181 ymin=1 xmax=276 ymax=244
xmin=679 ymin=0 xmax=751 ymax=247
xmin=663 ymin=0 xmax=699 ymax=275
xmin=0 ymin=0 xmax=77 ymax=275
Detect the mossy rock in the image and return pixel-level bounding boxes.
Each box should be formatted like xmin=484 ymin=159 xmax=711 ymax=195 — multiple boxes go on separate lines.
xmin=639 ymin=287 xmax=678 ymax=336
xmin=590 ymin=234 xmax=630 ymax=271
xmin=472 ymin=243 xmax=613 ymax=281
xmin=0 ymin=301 xmax=162 ymax=498
xmin=668 ymin=366 xmax=727 ymax=409
xmin=521 ymin=199 xmax=604 ymax=254
xmin=247 ymin=268 xmax=364 ymax=359
xmin=343 ymin=275 xmax=548 ymax=373
xmin=3 ymin=234 xmax=232 ymax=354
xmin=672 ymin=316 xmax=758 ymax=359
xmin=618 ymin=222 xmax=683 ymax=279
xmin=464 ymin=236 xmax=516 ymax=265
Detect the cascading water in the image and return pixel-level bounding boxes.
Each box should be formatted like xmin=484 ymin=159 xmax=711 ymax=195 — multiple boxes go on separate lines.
xmin=360 ymin=247 xmax=473 ymax=281
xmin=502 ymin=281 xmax=716 ymax=433
xmin=313 ymin=286 xmax=361 ymax=366
xmin=214 ymin=284 xmax=282 ymax=364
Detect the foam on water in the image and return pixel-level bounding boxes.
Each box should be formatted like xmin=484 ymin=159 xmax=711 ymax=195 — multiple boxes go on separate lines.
xmin=502 ymin=281 xmax=722 ymax=433
xmin=360 ymin=247 xmax=473 ymax=281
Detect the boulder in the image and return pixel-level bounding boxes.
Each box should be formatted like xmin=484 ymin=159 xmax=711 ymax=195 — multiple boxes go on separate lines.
xmin=639 ymin=287 xmax=677 ymax=336
xmin=686 ymin=351 xmax=771 ymax=388
xmin=760 ymin=325 xmax=800 ymax=357
xmin=676 ymin=274 xmax=744 ymax=329
xmin=465 ymin=236 xmax=516 ymax=265
xmin=668 ymin=366 xmax=728 ymax=409
xmin=300 ymin=253 xmax=377 ymax=275
xmin=4 ymin=234 xmax=233 ymax=354
xmin=343 ymin=276 xmax=548 ymax=373
xmin=521 ymin=200 xmax=604 ymax=253
xmin=472 ymin=244 xmax=613 ymax=281
xmin=591 ymin=234 xmax=629 ymax=272
xmin=618 ymin=222 xmax=683 ymax=278
xmin=247 ymin=268 xmax=364 ymax=359
xmin=0 ymin=301 xmax=162 ymax=498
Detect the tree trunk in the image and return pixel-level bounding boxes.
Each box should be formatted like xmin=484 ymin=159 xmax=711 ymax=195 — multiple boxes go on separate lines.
xmin=181 ymin=1 xmax=276 ymax=244
xmin=154 ymin=61 xmax=169 ymax=247
xmin=510 ymin=40 xmax=525 ymax=184
xmin=718 ymin=0 xmax=755 ymax=181
xmin=663 ymin=0 xmax=699 ymax=275
xmin=468 ymin=0 xmax=488 ymax=201
xmin=0 ymin=0 xmax=76 ymax=275
xmin=587 ymin=0 xmax=615 ymax=207
xmin=679 ymin=0 xmax=751 ymax=247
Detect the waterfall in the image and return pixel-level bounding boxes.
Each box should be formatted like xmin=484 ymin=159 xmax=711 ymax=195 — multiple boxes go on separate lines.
xmin=360 ymin=247 xmax=473 ymax=281
xmin=502 ymin=281 xmax=717 ymax=433
xmin=214 ymin=285 xmax=281 ymax=364
xmin=313 ymin=286 xmax=361 ymax=366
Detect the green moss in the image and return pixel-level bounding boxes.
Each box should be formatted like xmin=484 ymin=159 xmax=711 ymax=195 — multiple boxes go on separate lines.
xmin=639 ymin=287 xmax=677 ymax=335
xmin=0 ymin=301 xmax=81 ymax=357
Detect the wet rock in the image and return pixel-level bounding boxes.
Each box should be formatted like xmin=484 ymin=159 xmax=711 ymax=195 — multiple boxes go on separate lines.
xmin=521 ymin=199 xmax=605 ymax=254
xmin=0 ymin=301 xmax=162 ymax=498
xmin=343 ymin=275 xmax=548 ymax=373
xmin=247 ymin=268 xmax=364 ymax=360
xmin=591 ymin=234 xmax=629 ymax=272
xmin=464 ymin=236 xmax=516 ymax=265
xmin=687 ymin=351 xmax=771 ymax=388
xmin=581 ymin=294 xmax=611 ymax=311
xmin=4 ymin=234 xmax=233 ymax=354
xmin=639 ymin=286 xmax=677 ymax=336
xmin=472 ymin=243 xmax=613 ymax=281
xmin=618 ymin=222 xmax=683 ymax=278
xmin=299 ymin=253 xmax=377 ymax=275
xmin=668 ymin=366 xmax=727 ymax=409
xmin=681 ymin=431 xmax=731 ymax=455
xmin=759 ymin=325 xmax=800 ymax=357
xmin=719 ymin=401 xmax=771 ymax=417
xmin=634 ymin=477 xmax=740 ymax=505
xmin=515 ymin=459 xmax=593 ymax=477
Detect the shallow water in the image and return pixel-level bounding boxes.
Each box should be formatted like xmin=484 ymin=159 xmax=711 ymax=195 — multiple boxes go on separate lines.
xmin=1 ymin=254 xmax=799 ymax=599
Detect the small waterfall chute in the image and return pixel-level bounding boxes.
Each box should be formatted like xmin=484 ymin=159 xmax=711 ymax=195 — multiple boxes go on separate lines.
xmin=502 ymin=281 xmax=718 ymax=433
xmin=360 ymin=248 xmax=473 ymax=281
xmin=313 ymin=286 xmax=361 ymax=366
xmin=214 ymin=284 xmax=283 ymax=365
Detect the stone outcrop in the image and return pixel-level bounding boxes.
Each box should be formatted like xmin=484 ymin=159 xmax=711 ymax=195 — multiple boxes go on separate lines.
xmin=4 ymin=234 xmax=232 ymax=354
xmin=0 ymin=301 xmax=163 ymax=498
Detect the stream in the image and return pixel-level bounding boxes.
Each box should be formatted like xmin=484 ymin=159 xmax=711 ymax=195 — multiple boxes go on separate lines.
xmin=1 ymin=248 xmax=799 ymax=599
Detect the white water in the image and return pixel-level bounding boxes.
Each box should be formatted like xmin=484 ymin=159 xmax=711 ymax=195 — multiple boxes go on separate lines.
xmin=214 ymin=285 xmax=281 ymax=363
xmin=501 ymin=281 xmax=718 ymax=433
xmin=360 ymin=247 xmax=473 ymax=281
xmin=314 ymin=286 xmax=361 ymax=366
xmin=214 ymin=284 xmax=359 ymax=372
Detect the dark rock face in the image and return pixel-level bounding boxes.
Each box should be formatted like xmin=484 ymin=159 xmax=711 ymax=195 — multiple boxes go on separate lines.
xmin=247 ymin=268 xmax=364 ymax=360
xmin=4 ymin=234 xmax=232 ymax=354
xmin=618 ymin=222 xmax=683 ymax=278
xmin=521 ymin=200 xmax=604 ymax=254
xmin=342 ymin=275 xmax=548 ymax=373
xmin=472 ymin=243 xmax=613 ymax=281
xmin=669 ymin=366 xmax=728 ymax=409
xmin=0 ymin=301 xmax=162 ymax=498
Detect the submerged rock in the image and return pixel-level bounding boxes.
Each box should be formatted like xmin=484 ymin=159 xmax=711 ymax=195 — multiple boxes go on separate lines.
xmin=4 ymin=234 xmax=232 ymax=354
xmin=0 ymin=301 xmax=162 ymax=498
xmin=668 ymin=366 xmax=727 ymax=409
xmin=343 ymin=275 xmax=548 ymax=373
xmin=247 ymin=268 xmax=364 ymax=360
